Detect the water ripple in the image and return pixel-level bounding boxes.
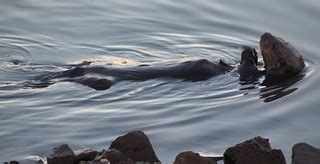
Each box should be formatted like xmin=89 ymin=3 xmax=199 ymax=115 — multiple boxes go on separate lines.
xmin=0 ymin=43 xmax=31 ymax=67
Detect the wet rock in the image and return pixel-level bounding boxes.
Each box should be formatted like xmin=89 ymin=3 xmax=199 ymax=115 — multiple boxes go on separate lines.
xmin=92 ymin=149 xmax=108 ymax=161
xmin=292 ymin=142 xmax=320 ymax=164
xmin=260 ymin=32 xmax=305 ymax=77
xmin=78 ymin=149 xmax=111 ymax=164
xmin=109 ymin=131 xmax=160 ymax=163
xmin=174 ymin=151 xmax=217 ymax=164
xmin=88 ymin=149 xmax=131 ymax=164
xmin=223 ymin=136 xmax=286 ymax=164
xmin=78 ymin=160 xmax=110 ymax=164
xmin=75 ymin=149 xmax=98 ymax=162
xmin=47 ymin=144 xmax=76 ymax=164
xmin=101 ymin=149 xmax=134 ymax=164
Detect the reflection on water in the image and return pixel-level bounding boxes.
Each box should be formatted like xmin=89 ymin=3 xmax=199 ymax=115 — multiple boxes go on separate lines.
xmin=240 ymin=73 xmax=304 ymax=103
xmin=260 ymin=74 xmax=304 ymax=103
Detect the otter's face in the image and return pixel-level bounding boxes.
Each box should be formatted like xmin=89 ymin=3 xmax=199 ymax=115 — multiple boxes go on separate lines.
xmin=240 ymin=47 xmax=258 ymax=66
xmin=260 ymin=32 xmax=305 ymax=77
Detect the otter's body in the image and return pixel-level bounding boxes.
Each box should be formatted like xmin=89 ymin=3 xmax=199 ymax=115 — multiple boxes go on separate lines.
xmin=62 ymin=59 xmax=230 ymax=81
xmin=41 ymin=59 xmax=234 ymax=90
xmin=37 ymin=47 xmax=263 ymax=90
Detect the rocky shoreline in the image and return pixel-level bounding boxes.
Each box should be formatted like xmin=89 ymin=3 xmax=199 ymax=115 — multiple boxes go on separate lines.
xmin=5 ymin=130 xmax=320 ymax=164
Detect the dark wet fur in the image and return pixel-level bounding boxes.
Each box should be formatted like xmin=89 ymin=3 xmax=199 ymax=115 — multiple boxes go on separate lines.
xmin=36 ymin=47 xmax=262 ymax=90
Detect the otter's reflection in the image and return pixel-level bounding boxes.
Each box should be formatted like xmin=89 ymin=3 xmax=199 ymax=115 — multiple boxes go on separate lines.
xmin=239 ymin=74 xmax=304 ymax=103
xmin=259 ymin=74 xmax=304 ymax=102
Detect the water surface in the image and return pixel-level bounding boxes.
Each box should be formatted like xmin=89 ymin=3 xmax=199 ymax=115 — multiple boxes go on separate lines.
xmin=0 ymin=0 xmax=320 ymax=163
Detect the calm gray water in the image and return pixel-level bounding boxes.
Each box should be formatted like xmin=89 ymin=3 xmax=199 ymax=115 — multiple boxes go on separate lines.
xmin=0 ymin=0 xmax=320 ymax=163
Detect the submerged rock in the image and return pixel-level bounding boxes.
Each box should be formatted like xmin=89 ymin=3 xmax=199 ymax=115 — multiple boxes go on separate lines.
xmin=174 ymin=151 xmax=217 ymax=164
xmin=47 ymin=144 xmax=76 ymax=164
xmin=223 ymin=136 xmax=286 ymax=164
xmin=108 ymin=131 xmax=160 ymax=163
xmin=260 ymin=32 xmax=305 ymax=77
xmin=292 ymin=142 xmax=320 ymax=164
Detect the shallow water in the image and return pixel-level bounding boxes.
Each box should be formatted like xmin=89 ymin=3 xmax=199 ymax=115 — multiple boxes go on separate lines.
xmin=0 ymin=0 xmax=320 ymax=163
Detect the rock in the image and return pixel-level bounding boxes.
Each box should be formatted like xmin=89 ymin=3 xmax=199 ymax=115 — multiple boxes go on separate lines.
xmin=90 ymin=149 xmax=133 ymax=164
xmin=79 ymin=160 xmax=110 ymax=164
xmin=223 ymin=136 xmax=286 ymax=164
xmin=93 ymin=149 xmax=108 ymax=161
xmin=260 ymin=32 xmax=305 ymax=77
xmin=108 ymin=131 xmax=160 ymax=163
xmin=102 ymin=149 xmax=134 ymax=164
xmin=75 ymin=149 xmax=98 ymax=162
xmin=174 ymin=151 xmax=217 ymax=164
xmin=47 ymin=144 xmax=76 ymax=164
xmin=292 ymin=142 xmax=320 ymax=164
xmin=78 ymin=149 xmax=111 ymax=164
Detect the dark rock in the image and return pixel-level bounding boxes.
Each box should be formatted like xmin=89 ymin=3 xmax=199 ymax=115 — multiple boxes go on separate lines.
xmin=109 ymin=131 xmax=160 ymax=163
xmin=78 ymin=149 xmax=111 ymax=164
xmin=174 ymin=151 xmax=217 ymax=164
xmin=223 ymin=136 xmax=286 ymax=164
xmin=47 ymin=144 xmax=76 ymax=164
xmin=292 ymin=142 xmax=320 ymax=164
xmin=93 ymin=149 xmax=108 ymax=161
xmin=102 ymin=149 xmax=134 ymax=164
xmin=75 ymin=149 xmax=98 ymax=162
xmin=78 ymin=161 xmax=109 ymax=164
xmin=260 ymin=32 xmax=305 ymax=77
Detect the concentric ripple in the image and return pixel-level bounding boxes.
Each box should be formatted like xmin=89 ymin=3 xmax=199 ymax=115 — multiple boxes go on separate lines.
xmin=0 ymin=43 xmax=31 ymax=67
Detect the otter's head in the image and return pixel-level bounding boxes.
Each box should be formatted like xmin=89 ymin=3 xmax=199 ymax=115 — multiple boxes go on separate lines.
xmin=260 ymin=32 xmax=305 ymax=77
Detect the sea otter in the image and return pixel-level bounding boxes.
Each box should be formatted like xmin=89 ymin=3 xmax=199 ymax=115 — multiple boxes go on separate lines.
xmin=37 ymin=47 xmax=261 ymax=90
xmin=36 ymin=33 xmax=305 ymax=90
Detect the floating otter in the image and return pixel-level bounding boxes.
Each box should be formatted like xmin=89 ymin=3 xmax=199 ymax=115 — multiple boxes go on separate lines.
xmin=36 ymin=33 xmax=305 ymax=90
xmin=38 ymin=47 xmax=260 ymax=90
